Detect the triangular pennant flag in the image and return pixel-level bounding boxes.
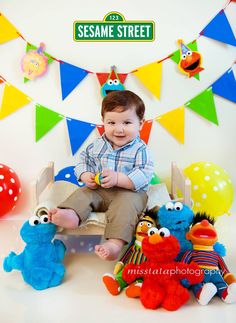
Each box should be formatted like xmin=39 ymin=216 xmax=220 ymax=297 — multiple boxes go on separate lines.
xmin=201 ymin=10 xmax=236 ymax=47
xmin=171 ymin=40 xmax=200 ymax=80
xmin=96 ymin=73 xmax=128 ymax=85
xmin=185 ymin=87 xmax=218 ymax=125
xmin=96 ymin=72 xmax=128 ymax=86
xmin=0 ymin=13 xmax=20 ymax=44
xmin=66 ymin=118 xmax=96 ymax=155
xmin=155 ymin=107 xmax=185 ymax=144
xmin=35 ymin=104 xmax=64 ymax=142
xmin=97 ymin=124 xmax=105 ymax=136
xmin=96 ymin=73 xmax=109 ymax=86
xmin=117 ymin=73 xmax=128 ymax=84
xmin=212 ymin=68 xmax=236 ymax=103
xmin=24 ymin=43 xmax=54 ymax=83
xmin=140 ymin=120 xmax=153 ymax=144
xmin=0 ymin=84 xmax=31 ymax=119
xmin=60 ymin=61 xmax=89 ymax=100
xmin=133 ymin=61 xmax=162 ymax=99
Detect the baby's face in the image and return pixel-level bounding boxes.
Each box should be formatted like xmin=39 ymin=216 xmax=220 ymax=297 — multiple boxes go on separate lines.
xmin=103 ymin=108 xmax=143 ymax=149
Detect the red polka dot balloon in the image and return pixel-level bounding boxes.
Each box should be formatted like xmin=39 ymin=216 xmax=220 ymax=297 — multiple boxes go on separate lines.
xmin=0 ymin=164 xmax=21 ymax=217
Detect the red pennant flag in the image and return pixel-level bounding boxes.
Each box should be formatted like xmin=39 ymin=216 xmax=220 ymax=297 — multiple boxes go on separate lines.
xmin=96 ymin=72 xmax=128 ymax=85
xmin=96 ymin=73 xmax=109 ymax=86
xmin=117 ymin=73 xmax=128 ymax=84
xmin=140 ymin=120 xmax=153 ymax=144
xmin=97 ymin=124 xmax=105 ymax=136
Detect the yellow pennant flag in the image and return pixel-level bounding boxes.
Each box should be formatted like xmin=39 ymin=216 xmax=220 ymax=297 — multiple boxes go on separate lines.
xmin=0 ymin=13 xmax=20 ymax=44
xmin=133 ymin=61 xmax=162 ymax=99
xmin=0 ymin=84 xmax=31 ymax=119
xmin=155 ymin=106 xmax=185 ymax=144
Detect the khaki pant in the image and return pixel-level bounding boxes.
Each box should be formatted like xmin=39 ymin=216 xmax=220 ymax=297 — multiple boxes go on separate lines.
xmin=59 ymin=187 xmax=147 ymax=243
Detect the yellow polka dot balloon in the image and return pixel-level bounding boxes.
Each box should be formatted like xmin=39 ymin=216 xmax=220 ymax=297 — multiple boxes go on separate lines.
xmin=184 ymin=162 xmax=234 ymax=217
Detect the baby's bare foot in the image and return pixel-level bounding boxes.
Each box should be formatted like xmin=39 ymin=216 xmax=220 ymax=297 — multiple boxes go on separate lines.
xmin=95 ymin=239 xmax=124 ymax=261
xmin=49 ymin=208 xmax=79 ymax=229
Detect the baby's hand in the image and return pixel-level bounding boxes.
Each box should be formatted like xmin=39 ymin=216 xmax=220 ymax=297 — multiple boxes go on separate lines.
xmin=80 ymin=172 xmax=98 ymax=189
xmin=101 ymin=169 xmax=118 ymax=188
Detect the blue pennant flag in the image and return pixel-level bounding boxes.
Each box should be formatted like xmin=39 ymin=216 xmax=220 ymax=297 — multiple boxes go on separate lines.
xmin=212 ymin=69 xmax=236 ymax=103
xmin=201 ymin=10 xmax=236 ymax=47
xmin=60 ymin=61 xmax=89 ymax=100
xmin=66 ymin=118 xmax=95 ymax=155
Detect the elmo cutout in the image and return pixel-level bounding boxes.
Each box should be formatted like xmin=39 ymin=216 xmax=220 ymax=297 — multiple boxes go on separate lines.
xmin=177 ymin=39 xmax=204 ymax=78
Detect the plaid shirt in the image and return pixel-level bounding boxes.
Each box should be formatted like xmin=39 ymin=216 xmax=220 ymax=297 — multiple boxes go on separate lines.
xmin=74 ymin=134 xmax=154 ymax=191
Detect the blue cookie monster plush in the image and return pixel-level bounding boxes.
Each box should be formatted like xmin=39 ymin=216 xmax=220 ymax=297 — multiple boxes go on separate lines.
xmin=158 ymin=202 xmax=194 ymax=260
xmin=3 ymin=214 xmax=66 ymax=290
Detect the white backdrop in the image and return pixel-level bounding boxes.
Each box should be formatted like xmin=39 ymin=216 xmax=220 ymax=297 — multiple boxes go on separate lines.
xmin=0 ymin=0 xmax=235 ymax=216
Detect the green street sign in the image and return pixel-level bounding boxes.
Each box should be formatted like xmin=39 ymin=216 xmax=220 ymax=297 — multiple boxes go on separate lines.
xmin=73 ymin=12 xmax=155 ymax=42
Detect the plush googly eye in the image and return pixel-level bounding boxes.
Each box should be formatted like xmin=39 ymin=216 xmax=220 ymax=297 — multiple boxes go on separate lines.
xmin=165 ymin=202 xmax=174 ymax=211
xmin=158 ymin=228 xmax=170 ymax=237
xmin=187 ymin=51 xmax=192 ymax=56
xmin=147 ymin=222 xmax=152 ymax=228
xmin=182 ymin=54 xmax=186 ymax=60
xmin=174 ymin=202 xmax=183 ymax=211
xmin=148 ymin=227 xmax=159 ymax=236
xmin=139 ymin=221 xmax=144 ymax=226
xmin=107 ymin=80 xmax=113 ymax=85
xmin=29 ymin=216 xmax=40 ymax=226
xmin=40 ymin=215 xmax=49 ymax=224
xmin=113 ymin=79 xmax=120 ymax=85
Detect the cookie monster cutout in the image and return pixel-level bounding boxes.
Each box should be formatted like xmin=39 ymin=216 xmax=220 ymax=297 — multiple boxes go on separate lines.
xmin=55 ymin=166 xmax=85 ymax=187
xmin=177 ymin=39 xmax=204 ymax=78
xmin=3 ymin=215 xmax=66 ymax=290
xmin=97 ymin=66 xmax=127 ymax=97
xmin=122 ymin=227 xmax=204 ymax=310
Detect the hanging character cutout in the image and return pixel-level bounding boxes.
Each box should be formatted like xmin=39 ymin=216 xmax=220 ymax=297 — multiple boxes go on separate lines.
xmin=97 ymin=66 xmax=127 ymax=97
xmin=21 ymin=42 xmax=48 ymax=80
xmin=177 ymin=39 xmax=204 ymax=78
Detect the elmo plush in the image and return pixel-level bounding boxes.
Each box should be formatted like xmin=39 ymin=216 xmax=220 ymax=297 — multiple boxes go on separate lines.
xmin=122 ymin=227 xmax=203 ymax=311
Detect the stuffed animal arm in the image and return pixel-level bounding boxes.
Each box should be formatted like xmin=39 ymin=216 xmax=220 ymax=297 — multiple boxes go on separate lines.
xmin=4 ymin=252 xmax=24 ymax=272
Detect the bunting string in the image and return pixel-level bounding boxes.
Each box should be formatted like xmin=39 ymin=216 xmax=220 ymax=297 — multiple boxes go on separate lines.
xmin=0 ymin=1 xmax=235 ymax=100
xmin=1 ymin=63 xmax=235 ymax=155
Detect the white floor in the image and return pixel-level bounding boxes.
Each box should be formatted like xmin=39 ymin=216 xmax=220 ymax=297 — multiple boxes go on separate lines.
xmin=0 ymin=212 xmax=236 ymax=323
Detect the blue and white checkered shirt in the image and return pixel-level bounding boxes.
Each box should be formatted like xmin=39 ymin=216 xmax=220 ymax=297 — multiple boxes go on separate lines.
xmin=74 ymin=135 xmax=154 ymax=191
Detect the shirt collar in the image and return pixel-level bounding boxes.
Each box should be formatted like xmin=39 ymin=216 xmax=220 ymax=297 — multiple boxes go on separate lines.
xmin=193 ymin=245 xmax=214 ymax=251
xmin=102 ymin=134 xmax=140 ymax=151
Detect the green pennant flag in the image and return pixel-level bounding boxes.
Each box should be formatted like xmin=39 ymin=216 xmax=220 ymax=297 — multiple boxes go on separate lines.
xmin=185 ymin=87 xmax=218 ymax=125
xmin=24 ymin=43 xmax=54 ymax=83
xmin=171 ymin=40 xmax=200 ymax=80
xmin=35 ymin=104 xmax=64 ymax=142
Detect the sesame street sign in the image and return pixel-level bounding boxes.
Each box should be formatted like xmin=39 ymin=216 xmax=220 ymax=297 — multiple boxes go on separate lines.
xmin=73 ymin=12 xmax=155 ymax=42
